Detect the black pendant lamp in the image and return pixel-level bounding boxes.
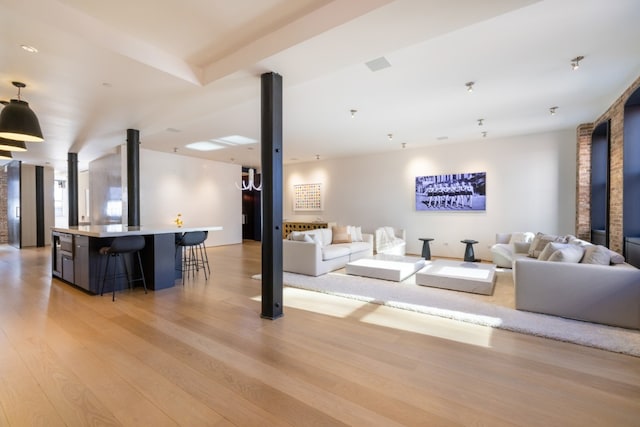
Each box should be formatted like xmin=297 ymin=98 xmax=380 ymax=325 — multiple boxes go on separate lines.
xmin=0 ymin=137 xmax=27 ymax=151
xmin=0 ymin=82 xmax=44 ymax=142
xmin=0 ymin=150 xmax=13 ymax=160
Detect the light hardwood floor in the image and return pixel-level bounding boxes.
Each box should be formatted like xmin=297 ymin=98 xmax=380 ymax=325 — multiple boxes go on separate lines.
xmin=0 ymin=241 xmax=639 ymax=426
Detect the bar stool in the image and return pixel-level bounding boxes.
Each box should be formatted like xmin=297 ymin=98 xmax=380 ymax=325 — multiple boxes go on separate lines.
xmin=176 ymin=231 xmax=210 ymax=281
xmin=99 ymin=235 xmax=148 ymax=301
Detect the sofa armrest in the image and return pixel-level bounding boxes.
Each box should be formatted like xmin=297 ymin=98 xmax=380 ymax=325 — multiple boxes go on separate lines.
xmin=283 ymin=239 xmax=323 ymax=276
xmin=514 ymin=258 xmax=640 ymax=329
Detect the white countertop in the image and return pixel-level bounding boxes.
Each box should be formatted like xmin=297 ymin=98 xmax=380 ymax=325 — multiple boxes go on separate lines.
xmin=52 ymin=224 xmax=223 ymax=238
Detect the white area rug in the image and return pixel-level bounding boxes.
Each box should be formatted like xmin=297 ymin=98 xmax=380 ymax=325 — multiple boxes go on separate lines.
xmin=252 ymin=270 xmax=640 ymax=357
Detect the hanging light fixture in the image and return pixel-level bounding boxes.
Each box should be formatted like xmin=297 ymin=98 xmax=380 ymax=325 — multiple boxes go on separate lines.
xmin=0 ymin=137 xmax=27 ymax=151
xmin=237 ymin=168 xmax=262 ymax=191
xmin=0 ymin=81 xmax=44 ymax=142
xmin=0 ymin=150 xmax=12 ymax=160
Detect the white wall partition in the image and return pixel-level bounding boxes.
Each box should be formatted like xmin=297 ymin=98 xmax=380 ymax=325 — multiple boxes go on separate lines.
xmin=139 ymin=149 xmax=242 ymax=246
xmin=283 ymin=129 xmax=576 ymax=261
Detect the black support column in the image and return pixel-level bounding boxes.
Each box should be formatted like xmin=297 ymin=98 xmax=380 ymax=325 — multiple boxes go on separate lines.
xmin=260 ymin=72 xmax=283 ymax=320
xmin=68 ymin=152 xmax=78 ymax=226
xmin=127 ymin=128 xmax=141 ymax=227
xmin=35 ymin=166 xmax=44 ymax=247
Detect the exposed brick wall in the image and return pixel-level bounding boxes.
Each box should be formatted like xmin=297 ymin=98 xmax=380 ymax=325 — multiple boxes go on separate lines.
xmin=576 ymin=123 xmax=593 ymax=241
xmin=0 ymin=167 xmax=7 ymax=244
xmin=576 ymin=75 xmax=640 ymax=253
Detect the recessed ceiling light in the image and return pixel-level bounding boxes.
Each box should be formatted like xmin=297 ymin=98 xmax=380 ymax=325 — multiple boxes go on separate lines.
xmin=20 ymin=44 xmax=38 ymax=53
xmin=477 ymin=118 xmax=484 ymax=126
xmin=571 ymin=55 xmax=584 ymax=70
xmin=549 ymin=106 xmax=558 ymax=115
xmin=185 ymin=141 xmax=225 ymax=151
xmin=166 ymin=127 xmax=181 ymax=133
xmin=466 ymin=81 xmax=475 ymax=92
xmin=436 ymin=136 xmax=448 ymax=141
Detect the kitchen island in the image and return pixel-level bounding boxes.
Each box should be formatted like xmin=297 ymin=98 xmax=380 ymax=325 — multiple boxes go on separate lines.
xmin=51 ymin=224 xmax=222 ymax=294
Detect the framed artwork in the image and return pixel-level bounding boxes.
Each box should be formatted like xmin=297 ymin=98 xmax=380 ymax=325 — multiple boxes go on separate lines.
xmin=293 ymin=183 xmax=323 ymax=211
xmin=415 ymin=172 xmax=486 ymax=211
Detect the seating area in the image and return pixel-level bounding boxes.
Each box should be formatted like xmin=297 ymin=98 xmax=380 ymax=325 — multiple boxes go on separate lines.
xmin=283 ymin=225 xmax=373 ymax=276
xmin=374 ymin=226 xmax=406 ymax=256
xmin=490 ymin=231 xmax=640 ymax=329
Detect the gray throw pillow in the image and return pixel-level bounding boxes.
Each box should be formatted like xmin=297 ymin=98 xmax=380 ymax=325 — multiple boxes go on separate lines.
xmin=581 ymin=245 xmax=611 ymax=265
xmin=548 ymin=245 xmax=585 ymax=263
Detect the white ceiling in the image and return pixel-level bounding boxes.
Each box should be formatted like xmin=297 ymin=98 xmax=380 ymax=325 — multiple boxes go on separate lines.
xmin=2 ymin=0 xmax=640 ymax=173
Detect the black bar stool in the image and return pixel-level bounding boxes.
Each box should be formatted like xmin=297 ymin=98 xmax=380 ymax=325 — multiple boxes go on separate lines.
xmin=176 ymin=231 xmax=210 ymax=281
xmin=99 ymin=235 xmax=148 ymax=301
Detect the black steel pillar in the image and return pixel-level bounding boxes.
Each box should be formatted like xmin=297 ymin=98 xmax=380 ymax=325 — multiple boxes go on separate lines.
xmin=260 ymin=72 xmax=283 ymax=320
xmin=127 ymin=128 xmax=141 ymax=227
xmin=35 ymin=166 xmax=44 ymax=247
xmin=67 ymin=152 xmax=78 ymax=226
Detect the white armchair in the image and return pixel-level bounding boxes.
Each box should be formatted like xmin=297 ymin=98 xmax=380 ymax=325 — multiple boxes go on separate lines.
xmin=490 ymin=231 xmax=535 ymax=268
xmin=375 ymin=226 xmax=406 ymax=255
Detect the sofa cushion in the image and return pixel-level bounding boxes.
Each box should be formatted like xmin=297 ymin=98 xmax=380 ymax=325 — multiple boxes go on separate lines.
xmin=349 ymin=241 xmax=372 ymax=255
xmin=547 ymin=244 xmax=585 ymax=263
xmin=608 ymin=249 xmax=625 ymax=264
xmin=348 ymin=225 xmax=363 ymax=242
xmin=538 ymin=242 xmax=565 ymax=261
xmin=332 ymin=226 xmax=352 ymax=244
xmin=528 ymin=232 xmax=568 ymax=258
xmin=509 ymin=231 xmax=535 ymax=245
xmin=581 ymin=245 xmax=611 ymax=265
xmin=288 ymin=231 xmax=316 ymax=243
xmin=322 ymin=244 xmax=351 ymax=261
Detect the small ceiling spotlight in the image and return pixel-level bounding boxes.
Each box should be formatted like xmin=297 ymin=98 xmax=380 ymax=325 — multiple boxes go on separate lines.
xmin=465 ymin=81 xmax=475 ymax=92
xmin=550 ymin=106 xmax=558 ymax=115
xmin=477 ymin=118 xmax=484 ymax=126
xmin=315 ymin=154 xmax=320 ymax=160
xmin=482 ymin=131 xmax=488 ymax=138
xmin=401 ymin=142 xmax=407 ymax=149
xmin=571 ymin=55 xmax=584 ymax=70
xmin=350 ymin=109 xmax=357 ymax=118
xmin=387 ymin=133 xmax=393 ymax=140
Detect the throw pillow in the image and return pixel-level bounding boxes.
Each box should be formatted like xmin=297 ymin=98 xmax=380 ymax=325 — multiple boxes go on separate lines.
xmin=508 ymin=231 xmax=534 ymax=245
xmin=528 ymin=232 xmax=568 ymax=258
xmin=607 ymin=249 xmax=625 ymax=264
xmin=332 ymin=226 xmax=352 ymax=244
xmin=581 ymin=245 xmax=611 ymax=265
xmin=538 ymin=242 xmax=568 ymax=261
xmin=513 ymin=241 xmax=531 ymax=254
xmin=548 ymin=245 xmax=585 ymax=263
xmin=347 ymin=225 xmax=363 ymax=242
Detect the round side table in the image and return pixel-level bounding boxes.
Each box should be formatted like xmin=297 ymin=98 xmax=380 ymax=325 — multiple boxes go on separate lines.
xmin=419 ymin=238 xmax=434 ymax=260
xmin=461 ymin=239 xmax=478 ymax=262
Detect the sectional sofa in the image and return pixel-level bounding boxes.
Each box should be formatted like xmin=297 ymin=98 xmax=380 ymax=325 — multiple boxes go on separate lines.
xmin=283 ymin=226 xmax=373 ymax=276
xmin=492 ymin=231 xmax=640 ymax=329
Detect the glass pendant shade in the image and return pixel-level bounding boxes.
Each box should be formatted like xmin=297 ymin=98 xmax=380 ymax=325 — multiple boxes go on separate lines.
xmin=0 ymin=150 xmax=13 ymax=160
xmin=0 ymin=137 xmax=27 ymax=151
xmin=0 ymin=98 xmax=44 ymax=142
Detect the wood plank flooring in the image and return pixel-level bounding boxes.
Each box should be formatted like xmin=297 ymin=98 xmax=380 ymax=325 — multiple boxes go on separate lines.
xmin=0 ymin=241 xmax=639 ymax=426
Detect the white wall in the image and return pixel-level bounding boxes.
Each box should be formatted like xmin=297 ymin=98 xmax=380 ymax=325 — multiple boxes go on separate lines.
xmin=284 ymin=129 xmax=576 ymax=261
xmin=139 ymin=149 xmax=242 ymax=246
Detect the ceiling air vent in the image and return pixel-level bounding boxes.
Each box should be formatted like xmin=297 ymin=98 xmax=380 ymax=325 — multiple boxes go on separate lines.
xmin=365 ymin=56 xmax=391 ymax=72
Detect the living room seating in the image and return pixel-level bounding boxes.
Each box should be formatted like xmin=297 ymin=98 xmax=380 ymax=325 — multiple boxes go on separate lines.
xmin=492 ymin=231 xmax=640 ymax=329
xmin=374 ymin=226 xmax=406 ymax=256
xmin=490 ymin=231 xmax=536 ymax=268
xmin=514 ymin=257 xmax=640 ymax=329
xmin=283 ymin=225 xmax=373 ymax=276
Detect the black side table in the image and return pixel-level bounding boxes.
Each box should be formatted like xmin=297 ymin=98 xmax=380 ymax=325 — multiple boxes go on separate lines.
xmin=419 ymin=238 xmax=434 ymax=260
xmin=461 ymin=239 xmax=478 ymax=262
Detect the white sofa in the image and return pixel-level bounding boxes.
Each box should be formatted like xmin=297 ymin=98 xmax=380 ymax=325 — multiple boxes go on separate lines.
xmin=283 ymin=226 xmax=373 ymax=276
xmin=374 ymin=226 xmax=406 ymax=255
xmin=514 ymin=258 xmax=640 ymax=329
xmin=493 ymin=231 xmax=640 ymax=329
xmin=490 ymin=231 xmax=535 ymax=268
